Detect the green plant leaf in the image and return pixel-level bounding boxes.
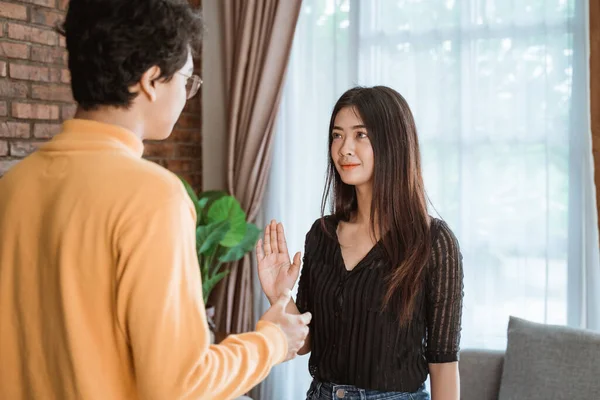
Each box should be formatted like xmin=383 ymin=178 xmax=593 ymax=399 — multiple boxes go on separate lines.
xmin=196 ymin=191 xmax=228 ymax=225
xmin=198 ymin=191 xmax=227 ymax=211
xmin=199 ymin=256 xmax=211 ymax=282
xmin=178 ymin=176 xmax=201 ymax=223
xmin=207 ymin=196 xmax=247 ymax=247
xmin=196 ymin=221 xmax=230 ymax=256
xmin=198 ymin=190 xmax=228 ymax=205
xmin=202 ymin=270 xmax=230 ymax=304
xmin=219 ymin=223 xmax=262 ymax=263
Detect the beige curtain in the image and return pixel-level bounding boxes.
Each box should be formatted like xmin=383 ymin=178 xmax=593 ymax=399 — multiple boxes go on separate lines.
xmin=210 ymin=0 xmax=302 ymax=334
xmin=591 ymin=0 xmax=600 ymax=244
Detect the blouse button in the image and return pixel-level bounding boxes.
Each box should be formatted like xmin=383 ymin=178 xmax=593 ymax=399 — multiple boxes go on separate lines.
xmin=336 ymin=389 xmax=345 ymax=398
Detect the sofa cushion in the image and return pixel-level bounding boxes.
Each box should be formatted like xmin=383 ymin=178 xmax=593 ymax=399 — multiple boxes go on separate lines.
xmin=459 ymin=349 xmax=504 ymax=400
xmin=498 ymin=316 xmax=600 ymax=400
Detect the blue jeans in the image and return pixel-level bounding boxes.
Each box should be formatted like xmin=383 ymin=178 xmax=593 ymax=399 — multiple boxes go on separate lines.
xmin=306 ymin=380 xmax=430 ymax=400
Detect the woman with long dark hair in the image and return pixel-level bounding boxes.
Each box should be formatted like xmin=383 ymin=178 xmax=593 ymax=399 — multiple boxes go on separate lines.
xmin=257 ymin=86 xmax=463 ymax=400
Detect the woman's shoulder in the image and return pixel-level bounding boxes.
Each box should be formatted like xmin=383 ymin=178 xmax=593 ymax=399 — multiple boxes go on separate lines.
xmin=307 ymin=215 xmax=338 ymax=237
xmin=300 ymin=216 xmax=338 ymax=265
xmin=303 ymin=216 xmax=338 ymax=256
xmin=430 ymin=216 xmax=461 ymax=250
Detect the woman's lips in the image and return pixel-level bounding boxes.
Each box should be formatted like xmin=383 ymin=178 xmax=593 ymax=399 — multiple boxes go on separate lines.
xmin=341 ymin=164 xmax=360 ymax=170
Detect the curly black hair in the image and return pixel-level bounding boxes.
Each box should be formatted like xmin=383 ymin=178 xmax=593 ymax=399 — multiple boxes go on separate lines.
xmin=59 ymin=0 xmax=203 ymax=110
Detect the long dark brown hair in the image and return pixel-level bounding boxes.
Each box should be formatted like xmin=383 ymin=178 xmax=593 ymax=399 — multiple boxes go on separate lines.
xmin=321 ymin=86 xmax=431 ymax=325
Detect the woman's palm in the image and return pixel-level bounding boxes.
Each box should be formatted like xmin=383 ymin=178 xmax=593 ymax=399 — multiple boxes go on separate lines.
xmin=256 ymin=221 xmax=301 ymax=301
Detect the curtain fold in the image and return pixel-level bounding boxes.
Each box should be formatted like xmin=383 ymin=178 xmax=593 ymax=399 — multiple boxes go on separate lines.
xmin=211 ymin=0 xmax=302 ymax=335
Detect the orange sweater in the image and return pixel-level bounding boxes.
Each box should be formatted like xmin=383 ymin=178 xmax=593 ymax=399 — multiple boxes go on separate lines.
xmin=0 ymin=119 xmax=287 ymax=400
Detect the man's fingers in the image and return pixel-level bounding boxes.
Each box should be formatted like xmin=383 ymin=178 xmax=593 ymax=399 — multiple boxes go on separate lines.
xmin=299 ymin=312 xmax=312 ymax=325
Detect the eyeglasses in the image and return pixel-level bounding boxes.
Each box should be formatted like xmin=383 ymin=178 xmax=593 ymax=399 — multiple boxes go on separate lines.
xmin=178 ymin=72 xmax=203 ymax=99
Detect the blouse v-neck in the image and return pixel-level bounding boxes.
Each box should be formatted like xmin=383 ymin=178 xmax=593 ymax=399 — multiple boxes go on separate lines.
xmin=334 ymin=219 xmax=382 ymax=273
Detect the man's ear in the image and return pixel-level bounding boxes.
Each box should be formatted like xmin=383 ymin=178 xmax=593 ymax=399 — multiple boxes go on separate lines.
xmin=138 ymin=65 xmax=162 ymax=102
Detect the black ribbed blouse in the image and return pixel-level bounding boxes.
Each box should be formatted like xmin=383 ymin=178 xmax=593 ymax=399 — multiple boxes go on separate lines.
xmin=295 ymin=216 xmax=464 ymax=392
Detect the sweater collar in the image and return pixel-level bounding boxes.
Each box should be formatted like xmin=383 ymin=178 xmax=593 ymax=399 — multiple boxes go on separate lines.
xmin=44 ymin=119 xmax=145 ymax=158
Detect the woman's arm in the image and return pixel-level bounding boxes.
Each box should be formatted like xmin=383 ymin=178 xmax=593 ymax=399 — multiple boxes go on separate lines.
xmin=429 ymin=362 xmax=459 ymax=400
xmin=259 ymin=220 xmax=317 ymax=356
xmin=425 ymin=221 xmax=464 ymax=400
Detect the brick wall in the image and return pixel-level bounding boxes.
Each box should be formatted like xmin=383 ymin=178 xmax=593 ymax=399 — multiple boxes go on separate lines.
xmin=0 ymin=0 xmax=202 ymax=190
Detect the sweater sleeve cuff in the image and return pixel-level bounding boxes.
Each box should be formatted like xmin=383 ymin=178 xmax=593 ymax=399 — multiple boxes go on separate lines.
xmin=256 ymin=320 xmax=288 ymax=365
xmin=426 ymin=351 xmax=459 ymax=363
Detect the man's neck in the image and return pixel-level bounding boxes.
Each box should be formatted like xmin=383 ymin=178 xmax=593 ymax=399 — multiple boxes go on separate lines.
xmin=74 ymin=107 xmax=145 ymax=140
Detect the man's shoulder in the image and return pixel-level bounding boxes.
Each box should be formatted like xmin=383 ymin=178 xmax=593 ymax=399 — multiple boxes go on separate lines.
xmin=115 ymin=157 xmax=190 ymax=205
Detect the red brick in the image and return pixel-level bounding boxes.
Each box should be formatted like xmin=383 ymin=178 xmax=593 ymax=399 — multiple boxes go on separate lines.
xmin=49 ymin=67 xmax=70 ymax=83
xmin=183 ymin=97 xmax=202 ymax=114
xmin=61 ymin=104 xmax=76 ymax=119
xmin=178 ymin=172 xmax=202 ymax=190
xmin=0 ymin=79 xmax=28 ymax=98
xmin=164 ymin=159 xmax=201 ymax=173
xmin=0 ymin=101 xmax=6 ymax=116
xmin=61 ymin=68 xmax=70 ymax=83
xmin=19 ymin=0 xmax=56 ymax=8
xmin=31 ymin=45 xmax=66 ymax=64
xmin=151 ymin=159 xmax=168 ymax=168
xmin=33 ymin=123 xmax=60 ymax=138
xmin=144 ymin=142 xmax=175 ymax=158
xmin=32 ymin=84 xmax=72 ymax=102
xmin=169 ymin=129 xmax=195 ymax=142
xmin=0 ymin=41 xmax=29 ymax=59
xmin=12 ymin=103 xmax=59 ymax=120
xmin=1 ymin=122 xmax=30 ymax=138
xmin=59 ymin=35 xmax=65 ymax=47
xmin=9 ymin=63 xmax=50 ymax=82
xmin=0 ymin=61 xmax=6 ymax=76
xmin=0 ymin=160 xmax=19 ymax=175
xmin=0 ymin=2 xmax=28 ymax=21
xmin=0 ymin=140 xmax=7 ymax=156
xmin=49 ymin=68 xmax=60 ymax=82
xmin=164 ymin=159 xmax=194 ymax=173
xmin=59 ymin=0 xmax=69 ymax=11
xmin=175 ymin=114 xmax=201 ymax=129
xmin=10 ymin=141 xmax=44 ymax=157
xmin=31 ymin=8 xmax=64 ymax=28
xmin=8 ymin=23 xmax=57 ymax=46
xmin=176 ymin=144 xmax=201 ymax=158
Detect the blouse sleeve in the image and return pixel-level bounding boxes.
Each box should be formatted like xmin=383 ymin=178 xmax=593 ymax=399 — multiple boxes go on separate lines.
xmin=295 ymin=219 xmax=321 ymax=314
xmin=425 ymin=220 xmax=464 ymax=363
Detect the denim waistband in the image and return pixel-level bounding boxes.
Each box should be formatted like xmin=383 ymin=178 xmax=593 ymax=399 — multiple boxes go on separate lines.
xmin=308 ymin=380 xmax=428 ymax=400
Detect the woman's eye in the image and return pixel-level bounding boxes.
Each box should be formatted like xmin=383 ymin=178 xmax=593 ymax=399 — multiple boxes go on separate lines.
xmin=357 ymin=132 xmax=368 ymax=138
xmin=332 ymin=132 xmax=342 ymax=139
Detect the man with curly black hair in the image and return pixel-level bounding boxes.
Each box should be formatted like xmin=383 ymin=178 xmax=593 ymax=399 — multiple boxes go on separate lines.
xmin=0 ymin=1 xmax=311 ymax=399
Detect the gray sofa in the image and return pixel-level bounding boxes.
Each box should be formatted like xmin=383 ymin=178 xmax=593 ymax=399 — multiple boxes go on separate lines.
xmin=459 ymin=317 xmax=600 ymax=400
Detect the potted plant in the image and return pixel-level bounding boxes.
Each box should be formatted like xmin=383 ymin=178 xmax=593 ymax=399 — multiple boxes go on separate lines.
xmin=179 ymin=177 xmax=261 ymax=340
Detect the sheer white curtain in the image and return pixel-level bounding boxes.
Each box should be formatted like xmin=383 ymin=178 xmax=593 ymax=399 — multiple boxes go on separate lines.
xmin=255 ymin=3 xmax=351 ymax=398
xmin=257 ymin=0 xmax=598 ymax=398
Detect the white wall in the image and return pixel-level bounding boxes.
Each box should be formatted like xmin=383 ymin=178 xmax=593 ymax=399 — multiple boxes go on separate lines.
xmin=202 ymin=0 xmax=227 ymax=191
